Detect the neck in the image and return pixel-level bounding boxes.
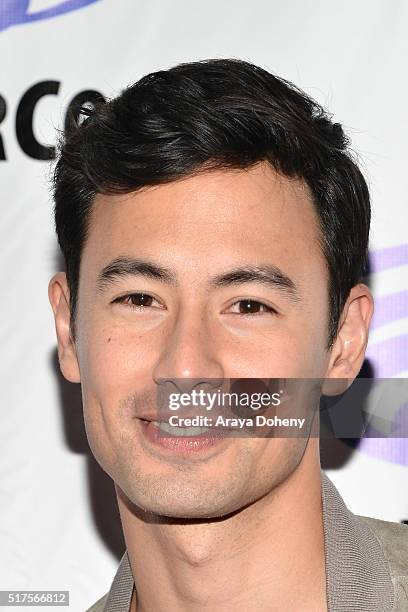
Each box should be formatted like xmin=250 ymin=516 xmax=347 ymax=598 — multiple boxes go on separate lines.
xmin=117 ymin=440 xmax=327 ymax=612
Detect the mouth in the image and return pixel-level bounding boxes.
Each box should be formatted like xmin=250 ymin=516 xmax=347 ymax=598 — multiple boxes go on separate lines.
xmin=147 ymin=420 xmax=212 ymax=437
xmin=137 ymin=417 xmax=230 ymax=455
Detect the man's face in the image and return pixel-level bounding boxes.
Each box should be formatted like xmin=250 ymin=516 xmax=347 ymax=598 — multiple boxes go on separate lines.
xmin=70 ymin=162 xmax=333 ymax=518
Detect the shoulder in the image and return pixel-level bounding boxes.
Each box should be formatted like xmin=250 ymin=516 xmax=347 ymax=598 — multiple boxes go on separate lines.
xmin=85 ymin=593 xmax=109 ymax=612
xmin=358 ymin=515 xmax=408 ymax=610
xmin=358 ymin=515 xmax=408 ymax=574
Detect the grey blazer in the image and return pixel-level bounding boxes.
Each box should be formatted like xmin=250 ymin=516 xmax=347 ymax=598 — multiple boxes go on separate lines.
xmin=86 ymin=471 xmax=408 ymax=611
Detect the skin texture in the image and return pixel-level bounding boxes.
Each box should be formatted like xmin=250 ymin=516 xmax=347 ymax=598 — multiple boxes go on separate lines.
xmin=49 ymin=162 xmax=373 ymax=611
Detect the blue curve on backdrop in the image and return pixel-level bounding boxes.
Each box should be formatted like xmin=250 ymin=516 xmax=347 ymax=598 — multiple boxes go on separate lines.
xmin=0 ymin=0 xmax=100 ymax=31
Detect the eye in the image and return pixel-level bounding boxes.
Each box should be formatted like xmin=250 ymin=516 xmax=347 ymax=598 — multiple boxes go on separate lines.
xmin=228 ymin=299 xmax=277 ymax=315
xmin=112 ymin=292 xmax=163 ymax=311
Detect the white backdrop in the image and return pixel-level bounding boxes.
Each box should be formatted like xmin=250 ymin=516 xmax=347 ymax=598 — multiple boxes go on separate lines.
xmin=1 ymin=1 xmax=407 ymax=610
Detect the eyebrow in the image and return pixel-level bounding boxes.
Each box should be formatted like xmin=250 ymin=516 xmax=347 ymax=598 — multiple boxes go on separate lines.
xmin=209 ymin=265 xmax=300 ymax=302
xmin=96 ymin=257 xmax=177 ymax=292
xmin=96 ymin=257 xmax=300 ymax=302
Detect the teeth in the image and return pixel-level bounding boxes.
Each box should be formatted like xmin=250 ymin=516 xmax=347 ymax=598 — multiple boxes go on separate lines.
xmin=153 ymin=421 xmax=211 ymax=436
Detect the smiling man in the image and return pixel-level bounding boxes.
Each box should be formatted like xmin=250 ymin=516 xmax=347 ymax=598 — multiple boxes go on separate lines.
xmin=48 ymin=59 xmax=408 ymax=611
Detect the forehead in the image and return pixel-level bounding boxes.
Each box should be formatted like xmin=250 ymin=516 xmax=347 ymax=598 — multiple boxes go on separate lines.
xmin=83 ymin=162 xmax=326 ymax=281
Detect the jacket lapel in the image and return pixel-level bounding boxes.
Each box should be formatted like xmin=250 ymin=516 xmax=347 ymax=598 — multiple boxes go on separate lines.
xmin=321 ymin=470 xmax=394 ymax=611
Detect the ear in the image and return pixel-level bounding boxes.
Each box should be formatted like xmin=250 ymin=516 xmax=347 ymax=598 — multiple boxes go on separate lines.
xmin=322 ymin=283 xmax=374 ymax=396
xmin=48 ymin=272 xmax=81 ymax=383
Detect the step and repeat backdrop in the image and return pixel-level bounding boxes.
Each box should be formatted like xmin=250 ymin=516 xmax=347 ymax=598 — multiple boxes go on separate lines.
xmin=1 ymin=1 xmax=407 ymax=610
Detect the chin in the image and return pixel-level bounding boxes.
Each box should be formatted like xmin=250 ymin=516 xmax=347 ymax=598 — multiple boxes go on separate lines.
xmin=119 ymin=478 xmax=250 ymax=521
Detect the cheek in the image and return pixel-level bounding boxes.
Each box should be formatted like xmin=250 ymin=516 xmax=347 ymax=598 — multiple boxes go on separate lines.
xmin=300 ymin=291 xmax=332 ymax=373
xmin=241 ymin=437 xmax=310 ymax=503
xmin=76 ymin=327 xmax=153 ymax=454
xmin=77 ymin=323 xmax=155 ymax=397
xmin=219 ymin=324 xmax=328 ymax=378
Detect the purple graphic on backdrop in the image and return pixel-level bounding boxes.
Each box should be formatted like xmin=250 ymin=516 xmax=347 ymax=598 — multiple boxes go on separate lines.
xmin=366 ymin=244 xmax=408 ymax=377
xmin=0 ymin=0 xmax=100 ymax=32
xmin=356 ymin=244 xmax=408 ymax=465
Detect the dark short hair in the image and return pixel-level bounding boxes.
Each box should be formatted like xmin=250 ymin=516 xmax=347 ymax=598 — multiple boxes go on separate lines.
xmin=53 ymin=58 xmax=370 ymax=348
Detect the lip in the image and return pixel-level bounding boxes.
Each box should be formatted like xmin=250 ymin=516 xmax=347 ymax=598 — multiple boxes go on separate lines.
xmin=136 ymin=418 xmax=233 ymax=456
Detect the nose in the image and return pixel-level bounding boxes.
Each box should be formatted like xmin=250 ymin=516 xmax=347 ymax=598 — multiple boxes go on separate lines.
xmin=152 ymin=310 xmax=225 ymax=394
